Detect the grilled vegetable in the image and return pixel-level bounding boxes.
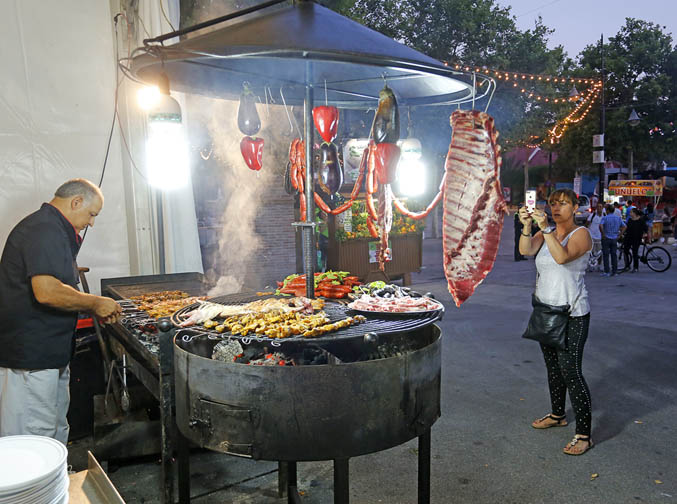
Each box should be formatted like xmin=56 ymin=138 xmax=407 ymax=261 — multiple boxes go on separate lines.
xmin=237 ymin=84 xmax=261 ymax=136
xmin=240 ymin=136 xmax=264 ymax=171
xmin=375 ymin=142 xmax=401 ymax=185
xmin=284 ymin=161 xmax=294 ymax=194
xmin=371 ymin=85 xmax=400 ymax=144
xmin=312 ymin=106 xmax=339 ymax=143
xmin=319 ymin=142 xmax=343 ymax=194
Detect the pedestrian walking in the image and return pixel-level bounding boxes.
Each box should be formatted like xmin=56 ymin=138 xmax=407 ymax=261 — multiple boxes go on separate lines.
xmin=613 ymin=202 xmax=623 ymax=218
xmin=586 ymin=203 xmax=604 ymax=271
xmin=600 ymin=204 xmax=626 ymax=276
xmin=514 ymin=204 xmax=527 ymax=261
xmin=518 ymin=188 xmax=594 ymax=456
xmin=644 ymin=202 xmax=655 ymax=243
xmin=621 ymin=208 xmax=648 ymax=273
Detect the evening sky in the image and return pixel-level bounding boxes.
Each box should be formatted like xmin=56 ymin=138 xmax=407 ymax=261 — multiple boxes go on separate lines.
xmin=495 ymin=0 xmax=677 ymax=58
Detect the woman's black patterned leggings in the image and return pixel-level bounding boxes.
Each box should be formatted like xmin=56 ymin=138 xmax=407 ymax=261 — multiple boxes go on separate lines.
xmin=540 ymin=314 xmax=592 ymax=437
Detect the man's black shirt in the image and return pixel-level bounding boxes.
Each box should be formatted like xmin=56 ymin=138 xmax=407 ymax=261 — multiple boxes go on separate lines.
xmin=0 ymin=203 xmax=81 ymax=369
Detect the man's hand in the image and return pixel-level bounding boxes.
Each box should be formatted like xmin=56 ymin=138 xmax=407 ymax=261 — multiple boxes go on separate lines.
xmin=93 ymin=297 xmax=122 ymax=325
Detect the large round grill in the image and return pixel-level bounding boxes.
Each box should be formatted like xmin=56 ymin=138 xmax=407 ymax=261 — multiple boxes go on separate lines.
xmin=170 ymin=292 xmax=444 ymax=345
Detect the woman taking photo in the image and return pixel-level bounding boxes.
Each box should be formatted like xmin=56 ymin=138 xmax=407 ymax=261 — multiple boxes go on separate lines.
xmin=518 ymin=189 xmax=594 ymax=455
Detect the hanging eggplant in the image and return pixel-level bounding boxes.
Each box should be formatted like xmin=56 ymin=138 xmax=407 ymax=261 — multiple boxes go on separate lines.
xmin=237 ymin=83 xmax=261 ymax=136
xmin=319 ymin=142 xmax=343 ymax=194
xmin=284 ymin=161 xmax=294 ymax=194
xmin=371 ymin=85 xmax=400 ymax=144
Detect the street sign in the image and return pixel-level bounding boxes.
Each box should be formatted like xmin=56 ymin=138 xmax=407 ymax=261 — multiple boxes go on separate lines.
xmin=592 ymin=134 xmax=604 ymax=147
xmin=593 ymin=150 xmax=605 ymax=164
xmin=573 ymin=176 xmax=581 ymax=195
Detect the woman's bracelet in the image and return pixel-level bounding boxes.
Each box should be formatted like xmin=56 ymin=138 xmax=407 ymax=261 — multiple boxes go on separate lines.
xmin=521 ymin=232 xmax=531 ymax=237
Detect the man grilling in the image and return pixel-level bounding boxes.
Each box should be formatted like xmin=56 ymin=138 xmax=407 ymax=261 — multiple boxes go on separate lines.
xmin=0 ymin=178 xmax=121 ymax=444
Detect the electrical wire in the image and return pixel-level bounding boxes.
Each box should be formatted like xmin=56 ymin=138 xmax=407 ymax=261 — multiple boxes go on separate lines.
xmin=159 ymin=0 xmax=176 ymax=32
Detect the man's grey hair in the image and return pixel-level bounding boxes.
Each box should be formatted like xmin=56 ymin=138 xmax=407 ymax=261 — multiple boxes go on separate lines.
xmin=54 ymin=178 xmax=102 ymax=204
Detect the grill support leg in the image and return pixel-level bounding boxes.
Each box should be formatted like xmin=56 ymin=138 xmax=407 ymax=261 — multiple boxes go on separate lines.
xmin=287 ymin=461 xmax=301 ymax=504
xmin=418 ymin=429 xmax=431 ymax=504
xmin=159 ymin=330 xmax=175 ymax=504
xmin=278 ymin=462 xmax=288 ymax=498
xmin=334 ymin=458 xmax=349 ymax=504
xmin=178 ymin=431 xmax=190 ymax=503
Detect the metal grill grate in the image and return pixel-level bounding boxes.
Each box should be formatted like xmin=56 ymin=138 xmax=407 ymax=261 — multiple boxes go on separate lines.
xmin=171 ymin=293 xmax=442 ymax=344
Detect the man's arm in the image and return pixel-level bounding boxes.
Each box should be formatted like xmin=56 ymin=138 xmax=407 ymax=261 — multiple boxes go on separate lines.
xmin=31 ymin=275 xmax=121 ymax=324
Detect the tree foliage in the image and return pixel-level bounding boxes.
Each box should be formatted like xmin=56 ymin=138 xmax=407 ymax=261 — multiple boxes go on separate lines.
xmin=566 ymin=19 xmax=676 ymax=171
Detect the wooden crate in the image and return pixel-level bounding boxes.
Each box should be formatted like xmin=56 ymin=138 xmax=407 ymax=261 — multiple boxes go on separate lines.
xmin=327 ymin=233 xmax=422 ymax=285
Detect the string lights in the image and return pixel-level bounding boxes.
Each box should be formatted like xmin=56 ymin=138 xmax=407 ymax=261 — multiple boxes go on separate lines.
xmin=445 ymin=61 xmax=602 ymax=147
xmin=444 ymin=61 xmax=601 ymax=86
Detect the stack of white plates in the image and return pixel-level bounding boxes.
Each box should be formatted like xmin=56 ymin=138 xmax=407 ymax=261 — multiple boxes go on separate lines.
xmin=0 ymin=435 xmax=69 ymax=504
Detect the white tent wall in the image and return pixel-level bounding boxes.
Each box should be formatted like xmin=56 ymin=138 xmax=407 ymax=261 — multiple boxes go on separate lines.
xmin=0 ymin=0 xmax=203 ymax=294
xmin=0 ymin=0 xmax=130 ymax=294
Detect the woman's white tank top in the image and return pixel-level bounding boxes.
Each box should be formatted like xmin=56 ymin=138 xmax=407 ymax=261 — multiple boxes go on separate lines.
xmin=534 ymin=227 xmax=591 ymax=316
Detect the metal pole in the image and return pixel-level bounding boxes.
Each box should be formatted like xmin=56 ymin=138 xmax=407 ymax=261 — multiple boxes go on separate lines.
xmin=156 ymin=189 xmax=166 ymax=274
xmin=304 ymin=62 xmax=316 ymax=298
xmin=334 ymin=458 xmax=349 ymax=504
xmin=598 ymin=34 xmax=605 ymax=201
xmin=548 ymin=150 xmax=553 ymax=196
xmin=418 ymin=430 xmax=431 ymax=504
xmin=523 ymin=161 xmax=529 ymax=202
xmin=629 ymin=147 xmax=634 ymax=179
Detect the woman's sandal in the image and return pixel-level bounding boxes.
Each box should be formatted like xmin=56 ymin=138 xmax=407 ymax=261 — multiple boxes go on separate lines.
xmin=563 ymin=435 xmax=594 ymax=456
xmin=531 ymin=413 xmax=568 ymax=429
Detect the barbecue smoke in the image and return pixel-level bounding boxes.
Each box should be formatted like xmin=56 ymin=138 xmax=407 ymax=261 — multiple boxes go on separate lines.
xmin=187 ymin=94 xmax=297 ymax=296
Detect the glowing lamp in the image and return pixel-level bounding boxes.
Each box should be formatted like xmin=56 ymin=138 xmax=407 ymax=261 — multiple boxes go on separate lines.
xmin=396 ymin=138 xmax=425 ymax=197
xmin=145 ymin=79 xmax=189 ymax=190
xmin=137 ymin=85 xmax=161 ymax=110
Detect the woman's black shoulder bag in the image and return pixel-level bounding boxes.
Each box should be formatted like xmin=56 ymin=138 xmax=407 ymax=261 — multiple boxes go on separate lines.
xmin=522 ymin=294 xmax=571 ymax=350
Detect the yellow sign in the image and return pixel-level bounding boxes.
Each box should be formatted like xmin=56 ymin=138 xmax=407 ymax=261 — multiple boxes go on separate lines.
xmin=608 ymin=180 xmax=662 ymax=197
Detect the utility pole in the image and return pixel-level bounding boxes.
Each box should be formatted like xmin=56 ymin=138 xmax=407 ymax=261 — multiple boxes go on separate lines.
xmin=598 ymin=34 xmax=605 ymax=200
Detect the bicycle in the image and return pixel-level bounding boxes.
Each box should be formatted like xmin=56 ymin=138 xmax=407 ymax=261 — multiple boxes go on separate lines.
xmin=616 ymin=239 xmax=672 ymax=273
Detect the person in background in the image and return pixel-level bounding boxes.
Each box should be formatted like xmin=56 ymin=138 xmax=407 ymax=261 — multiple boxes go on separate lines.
xmin=644 ymin=202 xmax=655 ymax=243
xmin=599 ymin=203 xmax=626 ymax=277
xmin=0 ymin=178 xmax=121 ymax=444
xmin=315 ymin=207 xmax=329 ymax=272
xmin=623 ymin=199 xmax=635 ymax=222
xmin=518 ymin=188 xmax=594 ymax=456
xmin=621 ymin=208 xmax=648 ymax=273
xmin=586 ymin=204 xmax=605 ymax=271
xmin=514 ymin=204 xmax=527 ymax=261
xmin=613 ymin=202 xmax=623 ymax=218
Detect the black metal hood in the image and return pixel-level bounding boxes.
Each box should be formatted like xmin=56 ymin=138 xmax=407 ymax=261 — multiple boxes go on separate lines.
xmin=130 ymin=1 xmax=482 ymax=108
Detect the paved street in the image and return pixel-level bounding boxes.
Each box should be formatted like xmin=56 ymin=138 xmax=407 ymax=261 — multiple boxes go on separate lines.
xmin=106 ymin=215 xmax=677 ymax=503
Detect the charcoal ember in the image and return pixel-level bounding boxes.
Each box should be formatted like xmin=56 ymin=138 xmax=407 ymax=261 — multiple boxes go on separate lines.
xmin=212 ymin=340 xmax=244 ymax=363
xmin=246 ymin=351 xmax=293 ymax=366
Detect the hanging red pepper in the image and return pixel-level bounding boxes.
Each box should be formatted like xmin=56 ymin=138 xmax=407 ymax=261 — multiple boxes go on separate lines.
xmin=240 ymin=136 xmax=264 ymax=171
xmin=312 ymin=106 xmax=339 ymax=144
xmin=374 ymin=142 xmax=401 ymax=185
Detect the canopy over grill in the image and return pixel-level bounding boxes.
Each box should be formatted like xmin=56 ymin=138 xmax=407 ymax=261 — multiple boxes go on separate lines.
xmin=129 ymin=0 xmax=485 ymax=108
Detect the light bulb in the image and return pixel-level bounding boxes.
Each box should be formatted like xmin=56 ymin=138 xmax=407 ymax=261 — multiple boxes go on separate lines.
xmin=138 ymin=85 xmax=161 ymax=110
xmin=146 ymin=94 xmax=189 ymax=190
